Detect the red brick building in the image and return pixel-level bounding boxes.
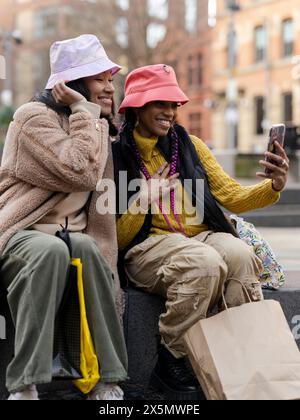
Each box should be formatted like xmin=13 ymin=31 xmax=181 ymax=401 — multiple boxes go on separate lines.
xmin=154 ymin=0 xmax=213 ymax=144
xmin=1 ymin=1 xmax=214 ymax=144
xmin=0 ymin=0 xmax=121 ymax=106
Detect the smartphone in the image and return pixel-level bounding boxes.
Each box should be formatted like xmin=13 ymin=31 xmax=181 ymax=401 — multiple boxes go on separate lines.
xmin=265 ymin=124 xmax=286 ymax=175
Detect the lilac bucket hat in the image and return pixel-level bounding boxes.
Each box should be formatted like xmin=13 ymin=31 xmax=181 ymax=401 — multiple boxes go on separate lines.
xmin=45 ymin=34 xmax=121 ymax=89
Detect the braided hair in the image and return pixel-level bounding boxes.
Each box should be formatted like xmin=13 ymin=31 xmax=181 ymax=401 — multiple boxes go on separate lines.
xmin=120 ymin=108 xmax=187 ymax=235
xmin=119 ymin=107 xmax=239 ymax=238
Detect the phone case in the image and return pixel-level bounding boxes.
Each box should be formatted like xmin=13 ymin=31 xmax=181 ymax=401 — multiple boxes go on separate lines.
xmin=265 ymin=124 xmax=286 ymax=175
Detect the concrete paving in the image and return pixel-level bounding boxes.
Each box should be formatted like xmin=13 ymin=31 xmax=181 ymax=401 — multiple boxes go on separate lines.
xmin=259 ymin=227 xmax=300 ymax=288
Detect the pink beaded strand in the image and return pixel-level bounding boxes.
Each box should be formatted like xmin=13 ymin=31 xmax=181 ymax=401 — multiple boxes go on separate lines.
xmin=129 ymin=127 xmax=187 ymax=237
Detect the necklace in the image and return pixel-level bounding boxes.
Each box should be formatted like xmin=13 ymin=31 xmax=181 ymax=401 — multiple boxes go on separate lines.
xmin=129 ymin=128 xmax=187 ymax=237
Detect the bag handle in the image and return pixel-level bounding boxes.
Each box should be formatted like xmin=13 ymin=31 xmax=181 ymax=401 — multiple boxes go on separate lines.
xmin=221 ymin=278 xmax=252 ymax=310
xmin=55 ymin=217 xmax=72 ymax=258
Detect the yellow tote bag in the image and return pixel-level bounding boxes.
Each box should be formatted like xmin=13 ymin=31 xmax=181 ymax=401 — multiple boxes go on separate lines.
xmin=72 ymin=258 xmax=100 ymax=394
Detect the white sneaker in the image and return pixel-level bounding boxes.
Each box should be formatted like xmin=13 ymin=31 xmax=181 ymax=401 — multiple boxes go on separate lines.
xmin=8 ymin=385 xmax=39 ymax=400
xmin=87 ymin=383 xmax=124 ymax=401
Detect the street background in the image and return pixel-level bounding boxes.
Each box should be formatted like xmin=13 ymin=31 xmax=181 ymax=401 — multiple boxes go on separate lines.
xmin=0 ymin=0 xmax=300 ymax=272
xmin=260 ymin=228 xmax=300 ymax=287
xmin=0 ymin=0 xmax=299 ymax=281
xmin=1 ymin=0 xmax=300 ymax=157
xmin=0 ymin=1 xmax=300 ymax=401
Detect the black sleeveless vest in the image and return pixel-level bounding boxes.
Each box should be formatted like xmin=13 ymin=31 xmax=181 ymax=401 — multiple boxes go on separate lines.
xmin=112 ymin=124 xmax=237 ymax=260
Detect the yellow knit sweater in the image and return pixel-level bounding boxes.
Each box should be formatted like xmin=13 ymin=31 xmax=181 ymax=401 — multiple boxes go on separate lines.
xmin=117 ymin=130 xmax=280 ymax=250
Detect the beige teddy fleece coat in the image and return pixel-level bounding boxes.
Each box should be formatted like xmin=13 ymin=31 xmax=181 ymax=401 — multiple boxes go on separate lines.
xmin=0 ymin=101 xmax=123 ymax=313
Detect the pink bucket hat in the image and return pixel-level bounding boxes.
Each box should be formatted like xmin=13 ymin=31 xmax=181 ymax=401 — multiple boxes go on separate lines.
xmin=45 ymin=34 xmax=121 ymax=89
xmin=119 ymin=64 xmax=189 ymax=114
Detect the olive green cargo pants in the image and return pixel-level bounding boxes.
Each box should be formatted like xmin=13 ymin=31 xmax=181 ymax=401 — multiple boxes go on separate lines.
xmin=0 ymin=230 xmax=128 ymax=393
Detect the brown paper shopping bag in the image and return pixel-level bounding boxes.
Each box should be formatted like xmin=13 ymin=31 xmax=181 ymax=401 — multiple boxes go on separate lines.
xmin=184 ymin=298 xmax=300 ymax=400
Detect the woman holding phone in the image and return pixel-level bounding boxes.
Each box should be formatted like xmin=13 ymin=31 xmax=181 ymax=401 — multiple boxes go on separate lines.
xmin=113 ymin=64 xmax=289 ymax=399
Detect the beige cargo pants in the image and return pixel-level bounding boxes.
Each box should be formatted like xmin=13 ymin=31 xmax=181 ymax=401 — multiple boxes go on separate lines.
xmin=124 ymin=231 xmax=263 ymax=359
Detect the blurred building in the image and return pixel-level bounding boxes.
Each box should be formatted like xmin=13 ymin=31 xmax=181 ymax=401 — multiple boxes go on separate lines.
xmin=0 ymin=0 xmax=183 ymax=109
xmin=3 ymin=0 xmax=299 ymax=154
xmin=154 ymin=0 xmax=213 ymax=143
xmin=0 ymin=0 xmax=123 ymax=106
xmin=0 ymin=0 xmax=15 ymax=31
xmin=212 ymin=0 xmax=300 ymax=153
xmin=0 ymin=0 xmax=17 ymax=100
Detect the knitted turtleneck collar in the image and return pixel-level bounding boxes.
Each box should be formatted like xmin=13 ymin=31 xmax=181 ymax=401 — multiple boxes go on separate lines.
xmin=133 ymin=129 xmax=160 ymax=162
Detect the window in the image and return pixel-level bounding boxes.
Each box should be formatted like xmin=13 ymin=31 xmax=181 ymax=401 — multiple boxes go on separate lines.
xmin=254 ymin=96 xmax=265 ymax=135
xmin=168 ymin=60 xmax=178 ymax=76
xmin=197 ymin=54 xmax=203 ymax=86
xmin=189 ymin=113 xmax=202 ymax=139
xmin=0 ymin=55 xmax=5 ymax=80
xmin=283 ymin=93 xmax=293 ymax=123
xmin=185 ymin=0 xmax=198 ymax=34
xmin=187 ymin=54 xmax=203 ymax=87
xmin=147 ymin=24 xmax=167 ymax=49
xmin=116 ymin=17 xmax=129 ymax=48
xmin=34 ymin=7 xmax=58 ymax=39
xmin=188 ymin=55 xmax=193 ymax=86
xmin=227 ymin=0 xmax=240 ymax=11
xmin=33 ymin=49 xmax=50 ymax=93
xmin=227 ymin=28 xmax=237 ymax=68
xmin=115 ymin=0 xmax=129 ymax=10
xmin=208 ymin=0 xmax=217 ymax=28
xmin=147 ymin=0 xmax=168 ymax=19
xmin=254 ymin=26 xmax=266 ymax=63
xmin=282 ymin=19 xmax=294 ymax=57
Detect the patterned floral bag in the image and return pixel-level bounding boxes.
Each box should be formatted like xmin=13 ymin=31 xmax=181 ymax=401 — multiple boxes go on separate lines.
xmin=230 ymin=215 xmax=285 ymax=290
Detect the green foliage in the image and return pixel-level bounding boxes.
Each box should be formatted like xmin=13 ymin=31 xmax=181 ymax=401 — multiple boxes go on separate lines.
xmin=0 ymin=138 xmax=4 ymax=158
xmin=0 ymin=106 xmax=14 ymax=152
xmin=0 ymin=105 xmax=15 ymax=128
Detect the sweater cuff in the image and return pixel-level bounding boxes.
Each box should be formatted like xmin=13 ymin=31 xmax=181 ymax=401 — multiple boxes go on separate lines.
xmin=264 ymin=179 xmax=281 ymax=201
xmin=70 ymin=100 xmax=101 ymax=119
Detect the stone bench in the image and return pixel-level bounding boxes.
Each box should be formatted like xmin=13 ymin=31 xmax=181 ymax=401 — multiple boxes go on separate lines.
xmin=124 ymin=287 xmax=300 ymax=388
xmin=1 ymin=286 xmax=300 ymax=399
